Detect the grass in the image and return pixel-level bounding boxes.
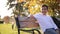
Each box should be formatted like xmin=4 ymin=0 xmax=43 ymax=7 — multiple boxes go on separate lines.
xmin=0 ymin=23 xmax=43 ymax=34
xmin=0 ymin=24 xmax=17 ymax=34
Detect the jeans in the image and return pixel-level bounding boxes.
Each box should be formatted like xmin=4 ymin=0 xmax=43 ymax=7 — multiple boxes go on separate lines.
xmin=44 ymin=28 xmax=58 ymax=34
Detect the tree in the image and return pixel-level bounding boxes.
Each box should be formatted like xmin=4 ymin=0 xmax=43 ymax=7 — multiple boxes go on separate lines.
xmin=47 ymin=0 xmax=59 ymax=17
xmin=7 ymin=0 xmax=28 ymax=16
xmin=7 ymin=1 xmax=28 ymax=34
xmin=7 ymin=0 xmax=60 ymax=17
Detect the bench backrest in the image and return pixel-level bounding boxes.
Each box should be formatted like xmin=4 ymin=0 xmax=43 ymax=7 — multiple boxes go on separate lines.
xmin=15 ymin=16 xmax=39 ymax=28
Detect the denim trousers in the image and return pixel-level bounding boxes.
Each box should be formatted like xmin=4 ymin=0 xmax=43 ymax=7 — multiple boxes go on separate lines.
xmin=44 ymin=28 xmax=58 ymax=34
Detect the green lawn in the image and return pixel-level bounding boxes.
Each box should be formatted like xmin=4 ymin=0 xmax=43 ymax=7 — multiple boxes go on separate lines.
xmin=0 ymin=24 xmax=17 ymax=34
xmin=0 ymin=23 xmax=43 ymax=34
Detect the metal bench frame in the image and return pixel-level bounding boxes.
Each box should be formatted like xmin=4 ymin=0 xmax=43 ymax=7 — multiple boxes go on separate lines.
xmin=15 ymin=16 xmax=41 ymax=34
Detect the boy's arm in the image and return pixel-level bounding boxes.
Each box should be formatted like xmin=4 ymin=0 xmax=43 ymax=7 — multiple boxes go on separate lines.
xmin=26 ymin=15 xmax=37 ymax=23
xmin=50 ymin=16 xmax=58 ymax=29
xmin=19 ymin=15 xmax=37 ymax=23
xmin=50 ymin=17 xmax=59 ymax=34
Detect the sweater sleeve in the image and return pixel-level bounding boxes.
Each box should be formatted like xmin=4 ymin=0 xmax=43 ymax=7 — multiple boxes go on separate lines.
xmin=49 ymin=16 xmax=58 ymax=29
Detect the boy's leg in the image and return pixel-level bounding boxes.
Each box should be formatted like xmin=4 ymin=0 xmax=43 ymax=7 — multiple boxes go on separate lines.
xmin=44 ymin=28 xmax=58 ymax=34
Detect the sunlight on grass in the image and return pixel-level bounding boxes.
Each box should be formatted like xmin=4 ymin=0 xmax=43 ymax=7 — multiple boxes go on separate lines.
xmin=0 ymin=24 xmax=17 ymax=34
xmin=0 ymin=24 xmax=32 ymax=34
xmin=0 ymin=23 xmax=43 ymax=34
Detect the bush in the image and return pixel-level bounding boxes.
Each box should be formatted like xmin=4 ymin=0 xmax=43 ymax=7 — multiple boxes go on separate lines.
xmin=0 ymin=21 xmax=4 ymax=24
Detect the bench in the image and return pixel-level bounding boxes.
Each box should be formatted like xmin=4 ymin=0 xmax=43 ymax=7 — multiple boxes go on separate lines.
xmin=15 ymin=16 xmax=41 ymax=34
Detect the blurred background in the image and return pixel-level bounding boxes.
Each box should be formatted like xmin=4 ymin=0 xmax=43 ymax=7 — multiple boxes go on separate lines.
xmin=0 ymin=0 xmax=60 ymax=34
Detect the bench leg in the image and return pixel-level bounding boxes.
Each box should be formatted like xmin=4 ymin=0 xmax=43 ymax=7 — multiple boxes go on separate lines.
xmin=18 ymin=29 xmax=20 ymax=34
xmin=32 ymin=30 xmax=35 ymax=34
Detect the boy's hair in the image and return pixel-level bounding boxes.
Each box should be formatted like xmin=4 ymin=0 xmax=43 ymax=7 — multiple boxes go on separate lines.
xmin=42 ymin=4 xmax=48 ymax=9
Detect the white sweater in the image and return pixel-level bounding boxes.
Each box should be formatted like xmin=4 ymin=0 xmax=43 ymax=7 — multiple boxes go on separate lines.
xmin=33 ymin=13 xmax=58 ymax=32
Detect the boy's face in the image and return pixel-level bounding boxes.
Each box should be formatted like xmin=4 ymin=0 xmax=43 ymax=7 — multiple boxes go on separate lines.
xmin=41 ymin=7 xmax=48 ymax=14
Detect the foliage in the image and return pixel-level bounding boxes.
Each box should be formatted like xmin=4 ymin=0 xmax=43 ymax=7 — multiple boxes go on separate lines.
xmin=7 ymin=0 xmax=28 ymax=16
xmin=7 ymin=0 xmax=60 ymax=17
xmin=42 ymin=0 xmax=60 ymax=17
